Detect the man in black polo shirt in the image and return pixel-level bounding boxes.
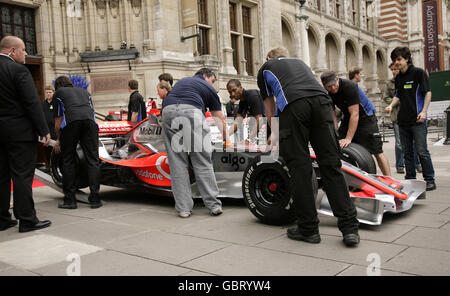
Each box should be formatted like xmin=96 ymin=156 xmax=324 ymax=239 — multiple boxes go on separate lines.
xmin=162 ymin=68 xmax=227 ymax=218
xmin=127 ymin=79 xmax=147 ymax=123
xmin=53 ymin=76 xmax=101 ymax=209
xmin=385 ymin=47 xmax=436 ymax=191
xmin=257 ymin=47 xmax=359 ymax=247
xmin=226 ymin=97 xmax=239 ymax=118
xmin=320 ymin=71 xmax=391 ymax=176
xmin=41 ymin=85 xmax=58 ymax=170
xmin=226 ymin=79 xmax=265 ymax=142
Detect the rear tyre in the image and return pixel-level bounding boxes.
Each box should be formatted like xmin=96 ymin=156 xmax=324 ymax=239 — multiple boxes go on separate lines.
xmin=50 ymin=145 xmax=89 ymax=189
xmin=242 ymin=156 xmax=318 ymax=225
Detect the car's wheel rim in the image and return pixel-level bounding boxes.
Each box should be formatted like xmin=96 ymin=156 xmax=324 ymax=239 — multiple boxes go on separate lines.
xmin=253 ymin=169 xmax=287 ymax=206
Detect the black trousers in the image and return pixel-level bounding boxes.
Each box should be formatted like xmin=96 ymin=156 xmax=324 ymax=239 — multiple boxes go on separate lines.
xmin=279 ymin=96 xmax=359 ymax=236
xmin=0 ymin=141 xmax=39 ymax=227
xmin=60 ymin=120 xmax=100 ymax=203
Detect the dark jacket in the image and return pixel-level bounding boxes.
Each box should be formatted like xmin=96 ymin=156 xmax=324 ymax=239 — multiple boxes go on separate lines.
xmin=0 ymin=55 xmax=49 ymax=142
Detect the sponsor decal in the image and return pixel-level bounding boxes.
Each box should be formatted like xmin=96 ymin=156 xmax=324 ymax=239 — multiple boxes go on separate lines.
xmin=221 ymin=154 xmax=247 ymax=171
xmin=135 ymin=169 xmax=164 ymax=181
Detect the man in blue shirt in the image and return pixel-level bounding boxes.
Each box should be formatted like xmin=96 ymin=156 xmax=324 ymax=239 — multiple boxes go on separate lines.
xmin=162 ymin=68 xmax=227 ymax=218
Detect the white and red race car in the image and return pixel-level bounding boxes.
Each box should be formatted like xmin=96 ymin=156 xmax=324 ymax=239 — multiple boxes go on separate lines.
xmin=42 ymin=111 xmax=425 ymax=226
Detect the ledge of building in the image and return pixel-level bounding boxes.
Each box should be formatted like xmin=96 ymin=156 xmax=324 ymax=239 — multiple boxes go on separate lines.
xmin=79 ymin=49 xmax=139 ymax=63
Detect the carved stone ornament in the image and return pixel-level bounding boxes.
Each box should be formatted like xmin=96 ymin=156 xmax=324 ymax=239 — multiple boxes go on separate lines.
xmin=95 ymin=0 xmax=106 ymax=18
xmin=131 ymin=0 xmax=141 ymax=17
xmin=110 ymin=0 xmax=119 ymax=18
xmin=32 ymin=0 xmax=45 ymax=5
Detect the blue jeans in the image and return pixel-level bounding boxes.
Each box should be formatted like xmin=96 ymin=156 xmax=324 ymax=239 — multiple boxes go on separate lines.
xmin=399 ymin=121 xmax=435 ymax=183
xmin=393 ymin=123 xmax=420 ymax=169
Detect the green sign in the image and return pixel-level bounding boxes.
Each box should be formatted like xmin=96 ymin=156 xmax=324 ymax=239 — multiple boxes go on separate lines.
xmin=430 ymin=70 xmax=450 ymax=101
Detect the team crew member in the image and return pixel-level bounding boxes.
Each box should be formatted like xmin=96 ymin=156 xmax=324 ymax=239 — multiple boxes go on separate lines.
xmin=321 ymin=71 xmax=391 ymax=176
xmin=159 ymin=73 xmax=174 ymax=87
xmin=0 ymin=35 xmax=52 ymax=233
xmin=226 ymin=97 xmax=239 ymax=118
xmin=257 ymin=46 xmax=360 ymax=247
xmin=127 ymin=79 xmax=147 ymax=123
xmin=41 ymin=85 xmax=57 ymax=170
xmin=162 ymin=68 xmax=226 ymax=218
xmin=385 ymin=47 xmax=436 ymax=191
xmin=53 ymin=76 xmax=102 ymax=209
xmin=349 ymin=66 xmax=363 ymax=83
xmin=226 ymin=79 xmax=266 ymax=141
xmin=383 ymin=63 xmax=421 ymax=174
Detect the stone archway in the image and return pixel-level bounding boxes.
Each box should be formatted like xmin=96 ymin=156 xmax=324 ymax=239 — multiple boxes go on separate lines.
xmin=281 ymin=19 xmax=296 ymax=58
xmin=376 ymin=49 xmax=387 ymax=81
xmin=325 ymin=33 xmax=339 ymax=71
xmin=307 ymin=25 xmax=320 ymax=71
xmin=345 ymin=39 xmax=357 ymax=71
xmin=362 ymin=45 xmax=373 ymax=75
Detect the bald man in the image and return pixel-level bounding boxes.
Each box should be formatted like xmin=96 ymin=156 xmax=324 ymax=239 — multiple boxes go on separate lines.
xmin=0 ymin=35 xmax=51 ymax=233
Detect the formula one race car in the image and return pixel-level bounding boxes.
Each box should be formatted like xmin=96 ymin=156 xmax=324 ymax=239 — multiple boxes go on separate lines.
xmin=48 ymin=114 xmax=425 ymax=225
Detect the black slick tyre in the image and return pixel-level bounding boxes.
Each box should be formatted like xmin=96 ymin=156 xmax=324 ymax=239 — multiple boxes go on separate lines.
xmin=242 ymin=155 xmax=318 ymax=225
xmin=341 ymin=143 xmax=377 ymax=174
xmin=50 ymin=145 xmax=89 ymax=189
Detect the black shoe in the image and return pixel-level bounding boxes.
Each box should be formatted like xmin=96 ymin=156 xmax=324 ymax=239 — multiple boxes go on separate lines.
xmin=19 ymin=220 xmax=52 ymax=233
xmin=0 ymin=220 xmax=18 ymax=231
xmin=343 ymin=233 xmax=360 ymax=247
xmin=287 ymin=227 xmax=321 ymax=243
xmin=426 ymin=182 xmax=436 ymax=191
xmin=90 ymin=201 xmax=103 ymax=209
xmin=58 ymin=202 xmax=77 ymax=209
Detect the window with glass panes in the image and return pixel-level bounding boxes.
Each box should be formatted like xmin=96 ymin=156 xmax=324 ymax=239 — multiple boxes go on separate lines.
xmin=0 ymin=4 xmax=37 ymax=55
xmin=229 ymin=2 xmax=255 ymax=75
xmin=351 ymin=0 xmax=358 ymax=25
xmin=197 ymin=0 xmax=210 ymax=55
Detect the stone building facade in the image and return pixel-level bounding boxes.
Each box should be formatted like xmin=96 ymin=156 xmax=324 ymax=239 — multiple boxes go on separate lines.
xmin=1 ymin=0 xmax=449 ymax=115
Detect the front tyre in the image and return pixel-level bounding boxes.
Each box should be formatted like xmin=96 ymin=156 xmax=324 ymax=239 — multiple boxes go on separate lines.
xmin=242 ymin=156 xmax=318 ymax=225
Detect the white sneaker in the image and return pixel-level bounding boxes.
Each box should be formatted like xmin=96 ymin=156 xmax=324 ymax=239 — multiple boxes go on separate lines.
xmin=179 ymin=211 xmax=191 ymax=218
xmin=210 ymin=208 xmax=223 ymax=216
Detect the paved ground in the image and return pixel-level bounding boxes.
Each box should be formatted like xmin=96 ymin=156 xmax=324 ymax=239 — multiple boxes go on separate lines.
xmin=1 ymin=131 xmax=449 ymax=277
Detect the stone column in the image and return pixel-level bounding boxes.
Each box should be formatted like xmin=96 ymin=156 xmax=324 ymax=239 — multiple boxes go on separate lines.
xmin=60 ymin=0 xmax=69 ymax=56
xmin=369 ymin=46 xmax=379 ymax=94
xmin=323 ymin=0 xmax=330 ymax=15
xmin=337 ymin=36 xmax=346 ymax=75
xmin=153 ymin=0 xmax=164 ymax=55
xmin=82 ymin=0 xmax=91 ymax=51
xmin=316 ymin=29 xmax=328 ymax=73
xmin=92 ymin=0 xmax=100 ymax=51
xmin=127 ymin=0 xmax=136 ymax=48
xmin=219 ymin=0 xmax=236 ymax=74
xmin=46 ymin=0 xmax=55 ymax=55
xmin=298 ymin=17 xmax=310 ymax=67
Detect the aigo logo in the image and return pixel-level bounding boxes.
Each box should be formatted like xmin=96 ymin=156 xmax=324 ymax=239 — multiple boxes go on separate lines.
xmin=221 ymin=154 xmax=247 ymax=170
